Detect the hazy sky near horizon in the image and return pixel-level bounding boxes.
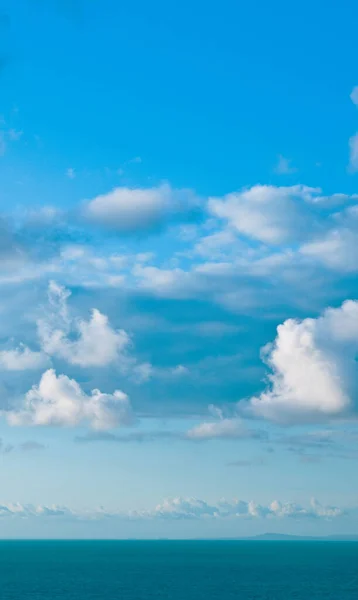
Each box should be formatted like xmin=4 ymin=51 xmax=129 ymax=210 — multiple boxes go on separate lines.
xmin=0 ymin=0 xmax=357 ymax=538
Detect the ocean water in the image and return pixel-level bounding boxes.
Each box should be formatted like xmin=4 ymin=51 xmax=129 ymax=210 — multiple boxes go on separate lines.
xmin=0 ymin=540 xmax=357 ymax=599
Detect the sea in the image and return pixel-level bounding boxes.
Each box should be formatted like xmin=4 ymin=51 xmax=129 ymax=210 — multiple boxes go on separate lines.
xmin=0 ymin=540 xmax=357 ymax=599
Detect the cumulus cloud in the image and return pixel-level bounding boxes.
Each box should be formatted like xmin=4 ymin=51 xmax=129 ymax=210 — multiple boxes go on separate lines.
xmin=245 ymin=300 xmax=358 ymax=424
xmin=208 ymin=185 xmax=321 ymax=245
xmin=7 ymin=369 xmax=134 ymax=430
xmin=0 ymin=344 xmax=48 ymax=370
xmin=0 ymin=496 xmax=343 ymax=522
xmin=134 ymin=496 xmax=343 ymax=520
xmin=83 ymin=183 xmax=200 ymax=232
xmin=37 ymin=281 xmax=131 ymax=368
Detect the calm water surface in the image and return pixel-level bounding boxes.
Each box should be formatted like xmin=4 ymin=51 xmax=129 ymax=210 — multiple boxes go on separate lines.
xmin=0 ymin=540 xmax=357 ymax=599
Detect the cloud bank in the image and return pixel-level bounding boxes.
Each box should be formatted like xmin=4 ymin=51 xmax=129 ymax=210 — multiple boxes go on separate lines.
xmin=0 ymin=496 xmax=344 ymax=522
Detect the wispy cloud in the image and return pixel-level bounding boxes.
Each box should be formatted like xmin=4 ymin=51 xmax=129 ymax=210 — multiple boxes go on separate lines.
xmin=274 ymin=155 xmax=297 ymax=175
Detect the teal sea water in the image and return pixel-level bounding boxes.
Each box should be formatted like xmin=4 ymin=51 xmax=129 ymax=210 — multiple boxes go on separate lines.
xmin=0 ymin=540 xmax=357 ymax=599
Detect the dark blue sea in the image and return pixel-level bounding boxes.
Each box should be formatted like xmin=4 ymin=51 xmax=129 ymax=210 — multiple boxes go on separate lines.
xmin=0 ymin=540 xmax=357 ymax=599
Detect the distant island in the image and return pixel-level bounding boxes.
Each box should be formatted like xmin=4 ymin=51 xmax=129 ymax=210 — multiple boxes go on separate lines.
xmin=245 ymin=533 xmax=358 ymax=541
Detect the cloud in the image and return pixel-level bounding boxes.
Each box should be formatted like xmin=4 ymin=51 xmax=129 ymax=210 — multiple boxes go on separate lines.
xmin=185 ymin=404 xmax=267 ymax=441
xmin=0 ymin=503 xmax=71 ymax=518
xmin=193 ymin=229 xmax=237 ymax=259
xmin=134 ymin=496 xmax=343 ymax=520
xmin=0 ymin=345 xmax=48 ymax=370
xmin=187 ymin=418 xmax=251 ymax=440
xmin=37 ymin=281 xmax=131 ymax=367
xmin=7 ymin=369 xmax=134 ymax=430
xmin=348 ymin=133 xmax=358 ymax=172
xmin=350 ymin=86 xmax=358 ymax=106
xmin=274 ymin=155 xmax=297 ymax=175
xmin=66 ymin=168 xmax=76 ymax=179
xmin=208 ymin=185 xmax=320 ymax=245
xmin=83 ymin=183 xmax=200 ymax=232
xmin=132 ymin=264 xmax=197 ymax=299
xmin=0 ymin=496 xmax=343 ymax=522
xmin=245 ymin=300 xmax=358 ymax=424
xmin=300 ymin=229 xmax=358 ymax=272
xmin=75 ymin=414 xmax=266 ymax=444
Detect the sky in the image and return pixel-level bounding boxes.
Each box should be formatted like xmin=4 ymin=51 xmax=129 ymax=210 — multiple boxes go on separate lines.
xmin=0 ymin=0 xmax=357 ymax=538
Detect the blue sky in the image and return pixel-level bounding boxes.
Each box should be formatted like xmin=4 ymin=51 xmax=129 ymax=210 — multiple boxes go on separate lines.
xmin=0 ymin=0 xmax=357 ymax=538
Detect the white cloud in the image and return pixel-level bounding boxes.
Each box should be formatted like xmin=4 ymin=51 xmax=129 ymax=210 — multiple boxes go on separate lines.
xmin=245 ymin=300 xmax=358 ymax=424
xmin=193 ymin=229 xmax=237 ymax=258
xmin=7 ymin=369 xmax=134 ymax=430
xmin=0 ymin=496 xmax=343 ymax=522
xmin=187 ymin=418 xmax=248 ymax=440
xmin=274 ymin=155 xmax=297 ymax=175
xmin=135 ymin=496 xmax=343 ymax=520
xmin=186 ymin=404 xmax=265 ymax=441
xmin=37 ymin=281 xmax=131 ymax=367
xmin=145 ymin=497 xmax=220 ymax=519
xmin=84 ymin=183 xmax=199 ymax=232
xmin=300 ymin=229 xmax=358 ymax=272
xmin=66 ymin=168 xmax=76 ymax=179
xmin=132 ymin=362 xmax=153 ymax=383
xmin=312 ymin=193 xmax=358 ymax=207
xmin=208 ymin=185 xmax=320 ymax=245
xmin=132 ymin=265 xmax=195 ymax=298
xmin=0 ymin=503 xmax=71 ymax=518
xmin=0 ymin=344 xmax=48 ymax=371
xmin=348 ymin=133 xmax=358 ymax=172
